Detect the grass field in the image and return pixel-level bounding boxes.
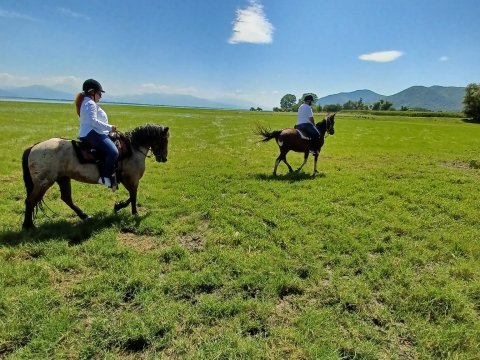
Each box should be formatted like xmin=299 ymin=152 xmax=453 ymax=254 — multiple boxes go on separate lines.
xmin=0 ymin=101 xmax=479 ymax=359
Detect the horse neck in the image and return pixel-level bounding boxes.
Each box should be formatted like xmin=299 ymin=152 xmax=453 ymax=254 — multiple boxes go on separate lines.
xmin=316 ymin=120 xmax=327 ymax=137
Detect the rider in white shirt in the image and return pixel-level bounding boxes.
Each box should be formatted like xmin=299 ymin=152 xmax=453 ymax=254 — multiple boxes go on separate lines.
xmin=75 ymin=79 xmax=119 ymax=189
xmin=295 ymin=94 xmax=320 ymax=155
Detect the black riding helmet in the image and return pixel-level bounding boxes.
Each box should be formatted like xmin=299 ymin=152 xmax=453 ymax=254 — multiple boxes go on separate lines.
xmin=304 ymin=94 xmax=314 ymax=102
xmin=82 ymin=79 xmax=105 ymax=94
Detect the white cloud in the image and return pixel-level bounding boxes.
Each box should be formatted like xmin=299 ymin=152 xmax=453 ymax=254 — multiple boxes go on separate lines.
xmin=0 ymin=73 xmax=30 ymax=85
xmin=439 ymin=56 xmax=449 ymax=62
xmin=228 ymin=0 xmax=274 ymax=44
xmin=359 ymin=50 xmax=404 ymax=62
xmin=58 ymin=8 xmax=91 ymax=21
xmin=0 ymin=8 xmax=39 ymax=22
xmin=140 ymin=83 xmax=198 ymax=95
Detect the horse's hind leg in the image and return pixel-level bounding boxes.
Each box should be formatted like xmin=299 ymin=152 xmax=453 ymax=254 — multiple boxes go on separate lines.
xmin=274 ymin=151 xmax=293 ymax=176
xmin=57 ymin=177 xmax=89 ymax=220
xmin=23 ymin=186 xmax=49 ymax=229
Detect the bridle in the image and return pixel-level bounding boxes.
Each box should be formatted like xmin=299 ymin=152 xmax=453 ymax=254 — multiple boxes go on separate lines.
xmin=323 ymin=116 xmax=334 ymax=138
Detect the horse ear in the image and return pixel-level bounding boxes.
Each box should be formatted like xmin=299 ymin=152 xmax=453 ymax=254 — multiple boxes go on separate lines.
xmin=164 ymin=126 xmax=169 ymax=133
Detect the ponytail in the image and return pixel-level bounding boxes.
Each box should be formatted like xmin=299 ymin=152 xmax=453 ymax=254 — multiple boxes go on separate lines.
xmin=75 ymin=92 xmax=85 ymax=116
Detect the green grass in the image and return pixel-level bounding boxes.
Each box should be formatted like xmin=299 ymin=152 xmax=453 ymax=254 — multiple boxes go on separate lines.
xmin=0 ymin=101 xmax=479 ymax=359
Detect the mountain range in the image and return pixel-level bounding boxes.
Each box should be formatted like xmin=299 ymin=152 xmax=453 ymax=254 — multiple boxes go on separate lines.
xmin=317 ymin=86 xmax=465 ymax=112
xmin=0 ymin=85 xmax=256 ymax=110
xmin=0 ymin=85 xmax=466 ymax=111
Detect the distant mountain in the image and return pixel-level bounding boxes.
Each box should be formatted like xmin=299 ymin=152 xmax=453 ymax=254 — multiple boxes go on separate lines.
xmin=387 ymin=86 xmax=465 ymax=111
xmin=0 ymin=85 xmax=75 ymax=100
xmin=317 ymin=89 xmax=383 ymax=106
xmin=107 ymin=93 xmax=252 ymax=110
xmin=317 ymin=86 xmax=465 ymax=111
xmin=0 ymin=85 xmax=254 ymax=109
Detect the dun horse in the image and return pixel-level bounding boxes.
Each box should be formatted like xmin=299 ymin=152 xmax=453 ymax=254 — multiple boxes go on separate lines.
xmin=22 ymin=124 xmax=169 ymax=229
xmin=257 ymin=113 xmax=335 ymax=176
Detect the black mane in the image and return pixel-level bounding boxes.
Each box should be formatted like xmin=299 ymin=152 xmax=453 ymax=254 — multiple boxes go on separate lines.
xmin=127 ymin=124 xmax=166 ymax=147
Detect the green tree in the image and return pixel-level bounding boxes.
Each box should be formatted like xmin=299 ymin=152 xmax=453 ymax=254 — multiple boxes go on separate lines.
xmin=280 ymin=94 xmax=296 ymax=111
xmin=372 ymin=99 xmax=394 ymax=111
xmin=343 ymin=100 xmax=356 ymax=110
xmin=463 ymin=83 xmax=480 ymax=121
xmin=323 ymin=104 xmax=342 ymax=112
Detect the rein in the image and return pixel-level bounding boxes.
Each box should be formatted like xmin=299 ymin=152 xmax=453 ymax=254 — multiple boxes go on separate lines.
xmin=134 ymin=145 xmax=151 ymax=158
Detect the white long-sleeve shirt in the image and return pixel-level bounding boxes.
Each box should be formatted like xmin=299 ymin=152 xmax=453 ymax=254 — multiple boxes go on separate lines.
xmin=297 ymin=103 xmax=314 ymax=125
xmin=78 ymin=97 xmax=113 ymax=137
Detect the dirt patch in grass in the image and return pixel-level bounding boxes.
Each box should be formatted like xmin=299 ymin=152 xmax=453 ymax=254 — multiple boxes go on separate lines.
xmin=178 ymin=234 xmax=204 ymax=252
xmin=117 ymin=233 xmax=160 ymax=252
xmin=443 ymin=160 xmax=480 ymax=170
xmin=177 ymin=220 xmax=209 ymax=252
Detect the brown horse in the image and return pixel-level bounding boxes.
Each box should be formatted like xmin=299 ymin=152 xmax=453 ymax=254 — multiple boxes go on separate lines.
xmin=22 ymin=124 xmax=169 ymax=229
xmin=257 ymin=113 xmax=335 ymax=176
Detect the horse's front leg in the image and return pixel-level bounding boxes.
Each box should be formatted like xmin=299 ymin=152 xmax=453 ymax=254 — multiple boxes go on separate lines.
xmin=114 ymin=198 xmax=131 ymax=212
xmin=115 ymin=180 xmax=138 ymax=215
xmin=296 ymin=152 xmax=309 ymax=172
xmin=57 ymin=177 xmax=89 ymax=220
xmin=313 ymin=153 xmax=320 ymax=176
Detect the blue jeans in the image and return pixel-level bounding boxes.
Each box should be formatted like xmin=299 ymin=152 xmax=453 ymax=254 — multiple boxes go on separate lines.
xmin=81 ymin=130 xmax=119 ymax=178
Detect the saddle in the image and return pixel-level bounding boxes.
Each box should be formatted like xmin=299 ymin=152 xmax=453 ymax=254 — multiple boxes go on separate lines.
xmin=293 ymin=125 xmax=311 ymax=141
xmin=71 ymin=133 xmax=132 ymax=164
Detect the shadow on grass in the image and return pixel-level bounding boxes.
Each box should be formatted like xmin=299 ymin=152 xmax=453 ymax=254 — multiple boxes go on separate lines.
xmin=0 ymin=212 xmax=144 ymax=247
xmin=461 ymin=118 xmax=480 ymax=124
xmin=254 ymin=171 xmax=325 ymax=182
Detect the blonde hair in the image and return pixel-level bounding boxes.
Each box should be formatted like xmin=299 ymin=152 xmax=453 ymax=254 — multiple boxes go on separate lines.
xmin=74 ymin=92 xmax=86 ymax=116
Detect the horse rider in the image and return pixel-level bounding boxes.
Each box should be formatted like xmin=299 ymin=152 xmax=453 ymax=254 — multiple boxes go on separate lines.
xmin=75 ymin=79 xmax=119 ymax=189
xmin=295 ymin=94 xmax=320 ymax=155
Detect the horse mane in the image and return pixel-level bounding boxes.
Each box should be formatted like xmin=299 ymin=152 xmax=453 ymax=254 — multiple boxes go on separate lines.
xmin=127 ymin=124 xmax=166 ymax=147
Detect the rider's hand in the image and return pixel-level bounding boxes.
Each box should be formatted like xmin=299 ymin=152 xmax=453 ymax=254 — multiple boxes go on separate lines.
xmin=111 ymin=125 xmax=117 ymax=132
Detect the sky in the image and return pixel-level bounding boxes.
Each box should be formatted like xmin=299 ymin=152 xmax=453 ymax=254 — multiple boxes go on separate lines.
xmin=0 ymin=0 xmax=479 ymax=109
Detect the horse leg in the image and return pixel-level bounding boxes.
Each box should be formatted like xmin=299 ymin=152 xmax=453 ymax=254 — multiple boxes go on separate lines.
xmin=57 ymin=177 xmax=89 ymax=220
xmin=273 ymin=156 xmax=281 ymax=176
xmin=115 ymin=180 xmax=138 ymax=215
xmin=282 ymin=155 xmax=294 ymax=173
xmin=313 ymin=152 xmax=320 ymax=176
xmin=296 ymin=152 xmax=309 ymax=172
xmin=22 ymin=186 xmax=49 ymax=229
xmin=114 ymin=198 xmax=131 ymax=212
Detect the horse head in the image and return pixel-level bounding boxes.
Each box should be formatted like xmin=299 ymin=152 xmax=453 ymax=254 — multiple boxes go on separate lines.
xmin=151 ymin=126 xmax=169 ymax=163
xmin=325 ymin=113 xmax=336 ymax=135
xmin=130 ymin=124 xmax=170 ymax=162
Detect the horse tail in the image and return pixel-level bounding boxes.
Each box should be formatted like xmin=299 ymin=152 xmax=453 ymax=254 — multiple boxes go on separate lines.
xmin=22 ymin=146 xmax=34 ymax=196
xmin=256 ymin=126 xmax=282 ymax=142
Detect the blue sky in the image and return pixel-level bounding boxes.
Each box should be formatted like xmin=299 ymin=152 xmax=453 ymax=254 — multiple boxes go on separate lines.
xmin=1 ymin=0 xmax=479 ymax=108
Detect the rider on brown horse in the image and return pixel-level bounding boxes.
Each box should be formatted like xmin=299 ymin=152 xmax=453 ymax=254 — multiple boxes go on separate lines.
xmin=294 ymin=94 xmax=320 ymax=155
